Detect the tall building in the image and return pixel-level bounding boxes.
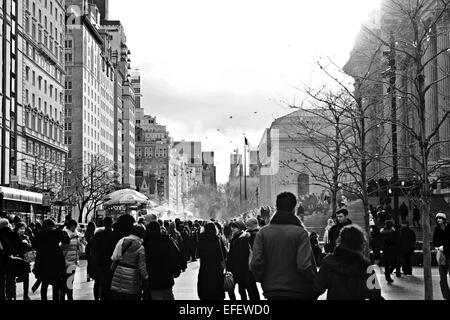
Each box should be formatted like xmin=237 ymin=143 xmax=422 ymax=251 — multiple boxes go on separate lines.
xmin=1 ymin=0 xmax=67 ymax=220
xmin=229 ymin=153 xmax=242 ymax=180
xmin=64 ymin=1 xmax=115 ymax=218
xmin=168 ymin=147 xmax=189 ymax=212
xmin=202 ymin=151 xmax=216 ymax=186
xmin=130 ymin=69 xmax=141 ymax=109
xmin=135 ymin=115 xmax=171 ymax=203
xmin=92 ymin=0 xmax=108 ymax=20
xmin=173 ymin=141 xmax=203 ymax=186
xmin=99 ymin=19 xmax=135 ymax=189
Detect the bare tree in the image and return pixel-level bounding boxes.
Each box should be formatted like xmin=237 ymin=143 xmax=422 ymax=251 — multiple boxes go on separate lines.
xmin=66 ymin=155 xmax=116 ymax=223
xmin=346 ymin=0 xmax=450 ymax=300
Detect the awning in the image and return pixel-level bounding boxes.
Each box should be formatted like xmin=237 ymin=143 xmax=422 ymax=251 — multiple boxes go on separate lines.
xmin=0 ymin=187 xmax=43 ymax=205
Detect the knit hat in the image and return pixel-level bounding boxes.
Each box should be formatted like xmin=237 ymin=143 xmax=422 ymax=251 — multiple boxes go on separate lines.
xmin=436 ymin=213 xmax=447 ymax=220
xmin=231 ymin=220 xmax=246 ymax=231
xmin=0 ymin=218 xmax=10 ymax=229
xmin=245 ymin=218 xmax=259 ymax=230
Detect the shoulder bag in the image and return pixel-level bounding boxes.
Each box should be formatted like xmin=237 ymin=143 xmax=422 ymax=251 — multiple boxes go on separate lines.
xmin=218 ymin=238 xmax=235 ymax=292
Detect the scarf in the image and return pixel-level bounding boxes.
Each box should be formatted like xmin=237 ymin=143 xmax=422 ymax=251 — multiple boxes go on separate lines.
xmin=270 ymin=210 xmax=303 ymax=227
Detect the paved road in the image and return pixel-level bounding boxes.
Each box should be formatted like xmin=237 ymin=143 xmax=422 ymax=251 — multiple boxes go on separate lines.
xmin=15 ymin=260 xmax=446 ymax=300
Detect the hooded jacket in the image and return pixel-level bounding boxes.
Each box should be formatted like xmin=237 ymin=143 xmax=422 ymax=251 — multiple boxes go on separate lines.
xmin=380 ymin=228 xmax=399 ymax=263
xmin=433 ymin=222 xmax=450 ymax=259
xmin=313 ymin=246 xmax=383 ymax=300
xmin=60 ymin=228 xmax=84 ymax=267
xmin=250 ymin=210 xmax=317 ymax=299
xmin=110 ymin=235 xmax=148 ymax=296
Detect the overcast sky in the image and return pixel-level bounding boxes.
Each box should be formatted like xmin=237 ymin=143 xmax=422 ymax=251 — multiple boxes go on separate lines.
xmin=109 ymin=0 xmax=381 ymax=183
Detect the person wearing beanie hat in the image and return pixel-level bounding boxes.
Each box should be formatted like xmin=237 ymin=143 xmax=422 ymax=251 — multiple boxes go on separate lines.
xmin=110 ymin=223 xmax=148 ymax=300
xmin=433 ymin=212 xmax=450 ymax=300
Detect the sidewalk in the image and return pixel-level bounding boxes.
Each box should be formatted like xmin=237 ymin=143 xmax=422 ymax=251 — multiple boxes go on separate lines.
xmin=15 ymin=260 xmax=446 ymax=300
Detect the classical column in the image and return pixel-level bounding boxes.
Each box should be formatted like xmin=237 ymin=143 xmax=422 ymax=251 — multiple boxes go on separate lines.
xmin=437 ymin=21 xmax=450 ymax=159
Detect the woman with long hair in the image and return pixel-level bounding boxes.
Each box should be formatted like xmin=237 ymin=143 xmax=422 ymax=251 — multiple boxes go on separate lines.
xmin=313 ymin=225 xmax=383 ymax=300
xmin=197 ymin=223 xmax=226 ymax=300
xmin=85 ymin=221 xmax=96 ymax=283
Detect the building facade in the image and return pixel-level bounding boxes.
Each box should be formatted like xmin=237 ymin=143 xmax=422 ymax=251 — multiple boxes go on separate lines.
xmin=135 ymin=114 xmax=170 ymax=203
xmin=202 ymin=151 xmax=216 ymax=186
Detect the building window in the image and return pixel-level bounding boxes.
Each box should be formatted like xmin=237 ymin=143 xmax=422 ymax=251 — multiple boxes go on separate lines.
xmin=64 ymin=136 xmax=72 ymax=145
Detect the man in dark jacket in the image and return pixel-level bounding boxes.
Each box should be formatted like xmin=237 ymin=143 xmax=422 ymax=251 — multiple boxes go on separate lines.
xmin=412 ymin=206 xmax=421 ymax=227
xmin=90 ymin=217 xmax=114 ymax=300
xmin=245 ymin=218 xmax=260 ymax=300
xmin=380 ymin=221 xmax=398 ymax=284
xmin=250 ymin=192 xmax=317 ymax=300
xmin=433 ymin=213 xmax=450 ymax=300
xmin=399 ymin=222 xmax=416 ymax=275
xmin=144 ymin=221 xmax=183 ymax=300
xmin=328 ymin=209 xmax=353 ymax=253
xmin=399 ymin=202 xmax=409 ymax=224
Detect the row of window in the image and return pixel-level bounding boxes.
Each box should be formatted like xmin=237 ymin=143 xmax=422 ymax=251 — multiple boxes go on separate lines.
xmin=25 ymin=41 xmax=64 ymax=83
xmin=24 ymin=109 xmax=63 ymax=143
xmin=26 ymin=139 xmax=64 ymax=164
xmin=24 ymin=89 xmax=62 ymax=122
xmin=136 ymin=147 xmax=168 ymax=158
xmin=24 ymin=163 xmax=63 ymax=186
xmin=26 ymin=0 xmax=63 ymax=26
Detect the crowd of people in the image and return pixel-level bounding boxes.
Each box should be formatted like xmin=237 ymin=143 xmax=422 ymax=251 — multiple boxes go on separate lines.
xmin=0 ymin=192 xmax=449 ymax=300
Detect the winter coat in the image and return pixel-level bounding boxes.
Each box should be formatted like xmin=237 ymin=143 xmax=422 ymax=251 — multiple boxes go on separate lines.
xmin=399 ymin=203 xmax=409 ymax=219
xmin=250 ymin=211 xmax=317 ymax=299
xmin=433 ymin=223 xmax=450 ymax=259
xmin=380 ymin=228 xmax=398 ymax=264
xmin=313 ymin=246 xmax=383 ymax=300
xmin=110 ymin=235 xmax=148 ymax=296
xmin=248 ymin=229 xmax=259 ymax=249
xmin=144 ymin=232 xmax=183 ymax=290
xmin=399 ymin=227 xmax=416 ymax=255
xmin=413 ymin=208 xmax=421 ymax=220
xmin=197 ymin=233 xmax=226 ymax=300
xmin=60 ymin=228 xmax=84 ymax=267
xmin=227 ymin=231 xmax=251 ymax=285
xmin=328 ymin=219 xmax=353 ymax=253
xmin=90 ymin=227 xmax=114 ymax=284
xmin=33 ymin=227 xmax=70 ymax=282
xmin=0 ymin=227 xmax=28 ymax=275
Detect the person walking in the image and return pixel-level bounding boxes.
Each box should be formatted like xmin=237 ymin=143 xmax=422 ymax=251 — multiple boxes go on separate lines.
xmin=399 ymin=222 xmax=416 ymax=276
xmin=412 ymin=205 xmax=421 ymax=228
xmin=197 ymin=222 xmax=227 ymax=300
xmin=310 ymin=232 xmax=323 ymax=266
xmin=84 ymin=221 xmax=96 ymax=283
xmin=90 ymin=217 xmax=114 ymax=300
xmin=60 ymin=219 xmax=85 ymax=300
xmin=33 ymin=219 xmax=70 ymax=301
xmin=245 ymin=218 xmax=260 ymax=301
xmin=144 ymin=221 xmax=183 ymax=300
xmin=433 ymin=213 xmax=450 ymax=300
xmin=323 ymin=218 xmax=335 ymax=254
xmin=380 ymin=221 xmax=398 ymax=284
xmin=313 ymin=225 xmax=383 ymax=300
xmin=227 ymin=220 xmax=252 ymax=300
xmin=14 ymin=222 xmax=34 ymax=300
xmin=328 ymin=209 xmax=353 ymax=254
xmin=370 ymin=225 xmax=382 ymax=262
xmin=399 ymin=202 xmax=409 ymax=224
xmin=110 ymin=224 xmax=148 ymax=300
xmin=250 ymin=192 xmax=317 ymax=300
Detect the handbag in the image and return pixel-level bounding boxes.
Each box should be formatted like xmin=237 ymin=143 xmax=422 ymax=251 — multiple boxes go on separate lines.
xmin=218 ymin=238 xmax=235 ymax=292
xmin=436 ymin=249 xmax=447 ymax=266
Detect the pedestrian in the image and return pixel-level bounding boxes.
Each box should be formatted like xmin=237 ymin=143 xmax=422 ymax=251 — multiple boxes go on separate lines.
xmin=0 ymin=219 xmax=28 ymax=300
xmin=399 ymin=202 xmax=409 ymax=224
xmin=323 ymin=218 xmax=335 ymax=254
xmin=197 ymin=222 xmax=227 ymax=300
xmin=144 ymin=221 xmax=183 ymax=300
xmin=90 ymin=217 xmax=114 ymax=300
xmin=328 ymin=209 xmax=353 ymax=253
xmin=380 ymin=221 xmax=398 ymax=284
xmin=412 ymin=205 xmax=421 ymax=228
xmin=227 ymin=220 xmax=251 ymax=300
xmin=370 ymin=225 xmax=381 ymax=262
xmin=33 ymin=219 xmax=70 ymax=300
xmin=310 ymin=232 xmax=323 ymax=266
xmin=14 ymin=222 xmax=34 ymax=300
xmin=110 ymin=224 xmax=148 ymax=300
xmin=378 ymin=209 xmax=387 ymax=228
xmin=84 ymin=221 xmax=97 ymax=283
xmin=245 ymin=218 xmax=260 ymax=300
xmin=104 ymin=214 xmax=136 ymax=299
xmin=433 ymin=213 xmax=450 ymax=300
xmin=313 ymin=225 xmax=383 ymax=300
xmin=60 ymin=219 xmax=85 ymax=300
xmin=250 ymin=192 xmax=317 ymax=300
xmin=399 ymin=222 xmax=416 ymax=276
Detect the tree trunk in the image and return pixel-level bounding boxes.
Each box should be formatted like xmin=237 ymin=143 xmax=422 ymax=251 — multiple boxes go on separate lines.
xmin=57 ymin=205 xmax=62 ymax=223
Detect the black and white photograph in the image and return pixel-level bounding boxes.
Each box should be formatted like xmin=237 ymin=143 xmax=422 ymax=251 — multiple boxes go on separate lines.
xmin=1 ymin=0 xmax=450 ymax=311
